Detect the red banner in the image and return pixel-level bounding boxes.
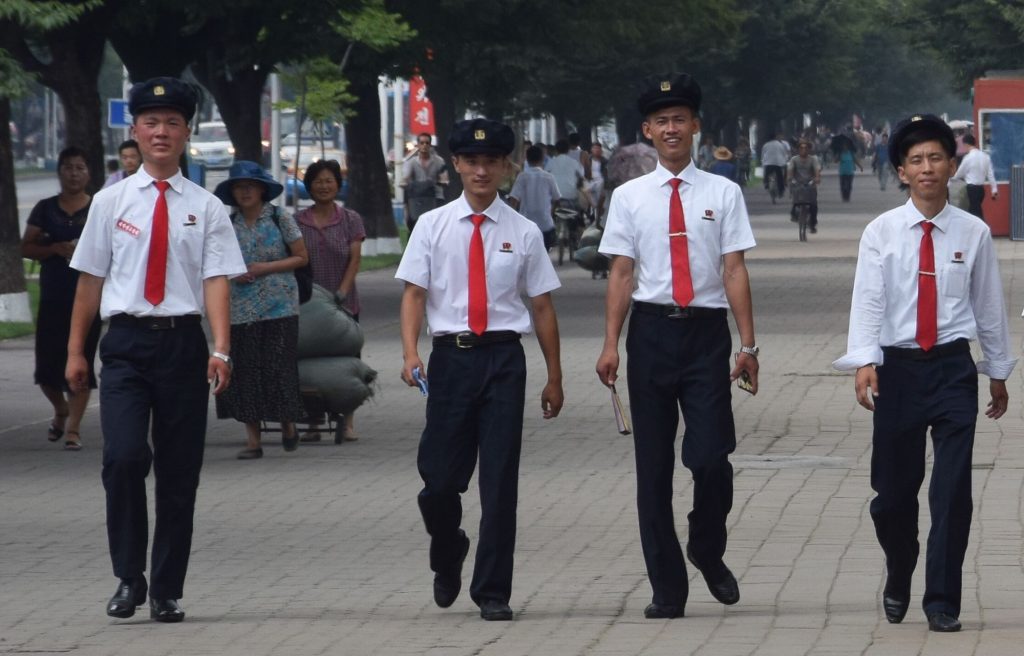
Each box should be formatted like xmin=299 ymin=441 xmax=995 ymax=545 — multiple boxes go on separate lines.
xmin=409 ymin=76 xmax=435 ymax=135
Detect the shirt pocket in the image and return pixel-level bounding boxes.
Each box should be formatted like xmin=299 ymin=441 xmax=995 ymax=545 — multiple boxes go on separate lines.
xmin=940 ymin=262 xmax=969 ymax=298
xmin=170 ymin=209 xmax=206 ymax=269
xmin=488 ymin=250 xmax=519 ymax=289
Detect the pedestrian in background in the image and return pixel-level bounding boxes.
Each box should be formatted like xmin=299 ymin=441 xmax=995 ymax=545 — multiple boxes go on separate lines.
xmin=708 ymin=146 xmax=737 ymax=182
xmin=213 ymin=161 xmax=309 ymax=460
xmin=508 ymin=144 xmax=561 ymax=249
xmin=951 ymin=134 xmax=997 ymax=221
xmin=66 ymin=77 xmax=246 ymax=623
xmin=397 ymin=118 xmax=563 ymax=622
xmin=102 ymin=139 xmax=141 ymax=189
xmin=838 ymin=139 xmax=863 ymax=201
xmin=19 ymin=146 xmax=101 ymax=451
xmin=596 ymin=73 xmax=758 ymax=620
xmin=295 ymin=158 xmax=365 ymax=442
xmin=402 ymin=132 xmax=449 ymax=232
xmin=872 ymin=132 xmax=892 ymax=191
xmin=833 ymin=114 xmax=1014 ymax=633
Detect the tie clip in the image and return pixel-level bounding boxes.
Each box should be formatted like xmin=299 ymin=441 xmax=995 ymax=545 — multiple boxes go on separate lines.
xmin=918 ymin=270 xmax=936 ymax=276
xmin=669 ymin=231 xmax=687 ymax=237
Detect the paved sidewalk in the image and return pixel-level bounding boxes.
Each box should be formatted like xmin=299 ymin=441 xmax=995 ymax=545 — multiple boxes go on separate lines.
xmin=2 ymin=170 xmax=1023 ymax=655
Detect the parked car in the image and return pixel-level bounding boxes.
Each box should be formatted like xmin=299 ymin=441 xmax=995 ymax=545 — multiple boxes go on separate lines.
xmin=189 ymin=121 xmax=235 ymax=169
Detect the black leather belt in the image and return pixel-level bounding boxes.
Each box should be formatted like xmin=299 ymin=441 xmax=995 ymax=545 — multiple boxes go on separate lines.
xmin=883 ymin=338 xmax=969 ymax=361
xmin=433 ymin=330 xmax=521 ymax=349
xmin=109 ymin=314 xmax=201 ymax=330
xmin=632 ymin=301 xmax=726 ymax=319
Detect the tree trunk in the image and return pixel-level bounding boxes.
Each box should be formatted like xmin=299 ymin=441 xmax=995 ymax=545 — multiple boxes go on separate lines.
xmin=54 ymin=76 xmax=105 ymax=193
xmin=191 ymin=62 xmax=268 ymax=164
xmin=345 ymin=72 xmax=399 ymax=247
xmin=2 ymin=8 xmax=110 ymax=194
xmin=615 ymin=102 xmax=640 ymax=146
xmin=0 ymin=98 xmax=27 ymax=297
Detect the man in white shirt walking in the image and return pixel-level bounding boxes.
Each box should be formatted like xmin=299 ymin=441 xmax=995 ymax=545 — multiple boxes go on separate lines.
xmin=596 ymin=73 xmax=759 ymax=620
xmin=951 ymin=133 xmax=997 ymax=221
xmin=833 ymin=114 xmax=1014 ymax=634
xmin=397 ymin=118 xmax=564 ymax=622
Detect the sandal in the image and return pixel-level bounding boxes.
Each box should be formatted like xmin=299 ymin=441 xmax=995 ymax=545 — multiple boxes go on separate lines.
xmin=299 ymin=431 xmax=322 ymax=443
xmin=64 ymin=431 xmax=82 ymax=451
xmin=48 ymin=412 xmax=68 ymax=442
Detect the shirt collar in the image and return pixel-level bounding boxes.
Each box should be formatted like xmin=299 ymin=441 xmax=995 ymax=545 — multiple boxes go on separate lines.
xmin=902 ymin=198 xmax=953 ymax=233
xmin=455 ymin=192 xmax=504 ymax=223
xmin=133 ymin=167 xmax=185 ymax=193
xmin=654 ymin=160 xmax=697 ymax=187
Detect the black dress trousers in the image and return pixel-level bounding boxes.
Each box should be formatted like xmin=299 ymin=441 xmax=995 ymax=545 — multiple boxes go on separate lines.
xmin=416 ymin=340 xmax=527 ymax=606
xmin=625 ymin=310 xmax=736 ymax=606
xmin=99 ymin=319 xmax=209 ymax=600
xmin=870 ymin=346 xmax=977 ymax=617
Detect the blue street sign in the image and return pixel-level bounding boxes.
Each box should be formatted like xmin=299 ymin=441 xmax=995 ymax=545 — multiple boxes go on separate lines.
xmin=108 ymin=99 xmax=132 ymax=128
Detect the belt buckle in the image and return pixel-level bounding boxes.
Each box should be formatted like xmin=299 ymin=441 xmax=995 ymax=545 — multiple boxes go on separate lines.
xmin=454 ymin=332 xmax=475 ymax=349
xmin=666 ymin=306 xmax=687 ymax=319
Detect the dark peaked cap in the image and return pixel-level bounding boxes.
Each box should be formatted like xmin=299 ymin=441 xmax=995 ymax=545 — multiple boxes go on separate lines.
xmin=449 ymin=118 xmax=515 ymax=156
xmin=637 ymin=73 xmax=702 ymax=116
xmin=888 ymin=113 xmax=956 ymax=170
xmin=129 ymin=77 xmax=199 ymax=122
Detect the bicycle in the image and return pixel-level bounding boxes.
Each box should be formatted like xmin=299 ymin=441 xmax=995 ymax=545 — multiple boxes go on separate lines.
xmin=553 ymin=202 xmax=583 ymax=266
xmin=791 ymin=179 xmax=817 ymax=242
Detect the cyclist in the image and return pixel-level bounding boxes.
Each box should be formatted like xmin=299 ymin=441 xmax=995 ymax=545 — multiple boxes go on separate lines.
xmin=760 ymin=132 xmax=789 ymax=199
xmin=786 ymin=140 xmax=821 ymax=233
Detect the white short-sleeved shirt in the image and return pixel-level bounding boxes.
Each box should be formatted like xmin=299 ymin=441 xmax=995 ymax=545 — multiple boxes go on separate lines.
xmin=509 ymin=166 xmax=560 ymax=232
xmin=395 ymin=192 xmax=561 ymax=335
xmin=832 ymin=200 xmax=1016 ymax=379
xmin=71 ymin=167 xmax=247 ymax=319
xmin=599 ymin=161 xmax=756 ymax=308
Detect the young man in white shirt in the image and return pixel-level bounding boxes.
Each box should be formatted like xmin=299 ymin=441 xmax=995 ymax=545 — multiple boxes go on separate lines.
xmin=397 ymin=118 xmax=564 ymax=622
xmin=833 ymin=114 xmax=1014 ymax=633
xmin=67 ymin=77 xmax=247 ymax=623
xmin=596 ymin=73 xmax=759 ymax=620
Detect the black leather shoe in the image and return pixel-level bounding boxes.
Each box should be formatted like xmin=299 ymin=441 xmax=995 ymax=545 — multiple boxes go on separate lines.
xmin=644 ymin=602 xmax=684 ymax=619
xmin=881 ymin=583 xmax=910 ymax=624
xmin=282 ymin=430 xmax=299 ymax=452
xmin=479 ymin=600 xmax=513 ymax=621
xmin=927 ymin=612 xmax=961 ymax=632
xmin=106 ymin=576 xmax=147 ymax=618
xmin=149 ymin=598 xmax=185 ymax=623
xmin=687 ymin=545 xmax=739 ymax=605
xmin=433 ymin=530 xmax=470 ymax=608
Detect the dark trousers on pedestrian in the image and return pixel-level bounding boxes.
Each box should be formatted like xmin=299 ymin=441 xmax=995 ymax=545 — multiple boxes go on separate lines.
xmin=965 ymin=184 xmax=986 ymax=220
xmin=99 ymin=318 xmax=209 ymax=600
xmin=417 ymin=340 xmax=526 ymax=605
xmin=625 ymin=310 xmax=736 ymax=606
xmin=839 ymin=174 xmax=854 ymax=201
xmin=870 ymin=341 xmax=977 ymax=618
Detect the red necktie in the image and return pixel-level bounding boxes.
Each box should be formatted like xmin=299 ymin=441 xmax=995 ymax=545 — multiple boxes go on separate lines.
xmin=668 ymin=178 xmax=694 ymax=307
xmin=468 ymin=214 xmax=488 ymax=335
xmin=144 ymin=180 xmax=171 ymax=306
xmin=916 ymin=221 xmax=937 ymax=351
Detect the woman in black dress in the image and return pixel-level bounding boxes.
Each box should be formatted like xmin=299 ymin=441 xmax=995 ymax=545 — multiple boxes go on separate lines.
xmin=19 ymin=146 xmax=102 ymax=451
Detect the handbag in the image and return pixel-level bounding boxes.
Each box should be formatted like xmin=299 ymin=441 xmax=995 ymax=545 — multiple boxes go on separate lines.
xmin=270 ymin=206 xmax=313 ymax=304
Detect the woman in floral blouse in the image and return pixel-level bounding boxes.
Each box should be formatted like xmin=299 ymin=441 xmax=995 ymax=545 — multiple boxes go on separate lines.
xmin=214 ymin=161 xmax=309 ymax=459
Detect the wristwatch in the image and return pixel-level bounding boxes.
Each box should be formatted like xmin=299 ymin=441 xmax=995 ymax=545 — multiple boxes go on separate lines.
xmin=739 ymin=345 xmax=760 ymax=358
xmin=211 ymin=351 xmax=232 ymax=366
